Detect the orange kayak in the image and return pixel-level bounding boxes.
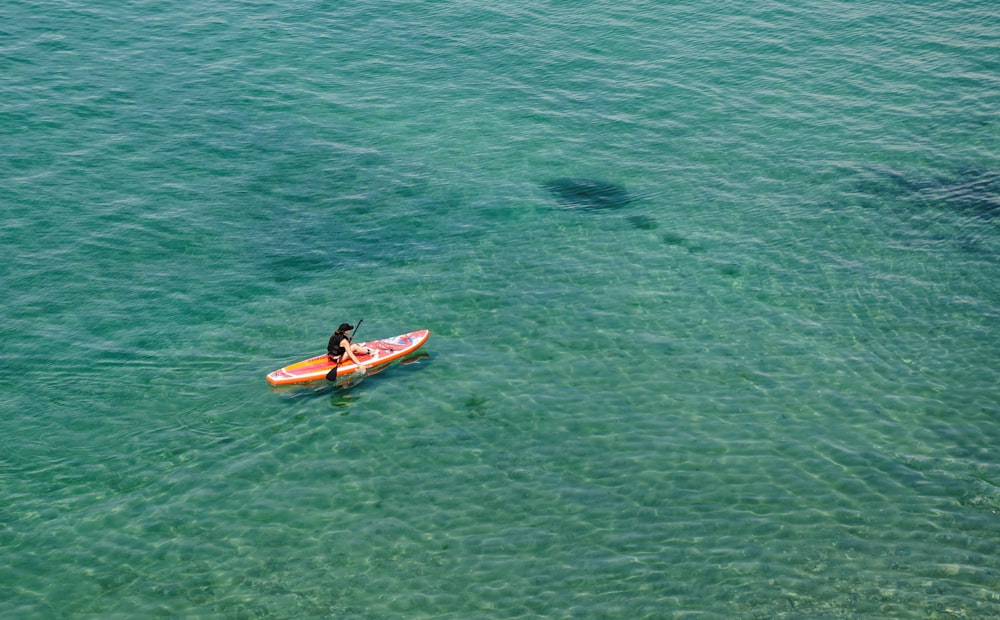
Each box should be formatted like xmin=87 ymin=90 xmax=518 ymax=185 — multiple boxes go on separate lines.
xmin=266 ymin=329 xmax=430 ymax=386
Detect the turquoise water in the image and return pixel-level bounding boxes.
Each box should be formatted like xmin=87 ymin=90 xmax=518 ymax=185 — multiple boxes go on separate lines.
xmin=3 ymin=0 xmax=998 ymax=617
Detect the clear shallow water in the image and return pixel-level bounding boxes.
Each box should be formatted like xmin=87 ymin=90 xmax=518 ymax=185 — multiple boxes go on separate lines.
xmin=2 ymin=0 xmax=998 ymax=617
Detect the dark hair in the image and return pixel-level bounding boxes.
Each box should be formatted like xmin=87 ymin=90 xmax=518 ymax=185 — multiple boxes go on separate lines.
xmin=337 ymin=323 xmax=354 ymax=333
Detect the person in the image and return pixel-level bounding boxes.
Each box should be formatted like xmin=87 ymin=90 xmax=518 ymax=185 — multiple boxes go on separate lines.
xmin=327 ymin=323 xmax=370 ymax=369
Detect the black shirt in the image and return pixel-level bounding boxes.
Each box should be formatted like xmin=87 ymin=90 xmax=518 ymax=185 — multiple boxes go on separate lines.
xmin=327 ymin=333 xmax=348 ymax=357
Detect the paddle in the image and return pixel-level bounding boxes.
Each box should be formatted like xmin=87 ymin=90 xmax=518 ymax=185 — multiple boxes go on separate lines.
xmin=326 ymin=318 xmax=364 ymax=381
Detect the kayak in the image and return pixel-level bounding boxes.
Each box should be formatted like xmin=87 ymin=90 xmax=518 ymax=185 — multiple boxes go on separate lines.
xmin=266 ymin=329 xmax=430 ymax=386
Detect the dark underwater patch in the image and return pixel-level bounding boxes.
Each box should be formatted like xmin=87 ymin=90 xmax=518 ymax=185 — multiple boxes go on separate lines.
xmin=861 ymin=167 xmax=999 ymax=223
xmin=661 ymin=232 xmax=686 ymax=246
xmin=266 ymin=251 xmax=331 ymax=283
xmin=939 ymin=168 xmax=999 ymax=222
xmin=542 ymin=178 xmax=632 ymax=211
xmin=718 ymin=263 xmax=742 ymax=277
xmin=627 ymin=214 xmax=657 ymax=230
xmin=844 ymin=166 xmax=999 ymax=256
